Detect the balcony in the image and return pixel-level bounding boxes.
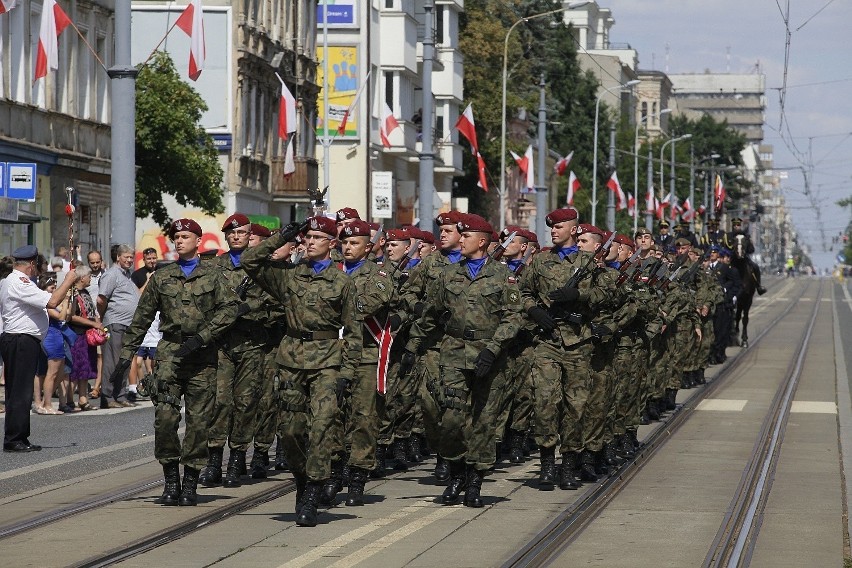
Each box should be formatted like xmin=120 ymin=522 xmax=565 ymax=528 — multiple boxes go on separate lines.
xmin=271 ymin=156 xmax=318 ymax=200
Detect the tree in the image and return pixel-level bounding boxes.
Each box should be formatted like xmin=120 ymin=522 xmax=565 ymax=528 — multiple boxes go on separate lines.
xmin=135 ymin=52 xmax=224 ymax=229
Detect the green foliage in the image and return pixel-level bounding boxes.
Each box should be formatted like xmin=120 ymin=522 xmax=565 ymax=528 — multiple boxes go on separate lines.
xmin=135 ymin=52 xmax=224 ymax=229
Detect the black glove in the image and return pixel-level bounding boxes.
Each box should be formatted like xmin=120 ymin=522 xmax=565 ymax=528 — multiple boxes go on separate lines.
xmin=438 ymin=309 xmax=452 ymax=325
xmin=279 ymin=221 xmax=305 ymax=242
xmin=387 ymin=313 xmax=402 ymax=332
xmin=527 ymin=306 xmax=556 ymax=332
xmin=175 ymin=335 xmax=204 ymax=358
xmin=413 ymin=302 xmax=425 ymax=317
xmin=335 ymin=376 xmax=351 ymax=407
xmin=399 ymin=349 xmax=417 ymax=377
xmin=236 ymin=303 xmax=251 ymax=317
xmin=591 ymin=323 xmax=613 ymax=339
xmin=110 ymin=358 xmax=132 ymax=383
xmin=548 ymin=286 xmax=580 ymax=304
xmin=473 ymin=348 xmax=496 ymax=378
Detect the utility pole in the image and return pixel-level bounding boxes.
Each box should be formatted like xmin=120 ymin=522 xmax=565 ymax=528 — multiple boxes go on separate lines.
xmin=606 ymin=125 xmax=616 ymax=230
xmin=536 ymin=75 xmax=547 ymax=237
xmin=108 ymin=0 xmax=137 ymax=246
xmin=689 ymin=143 xmax=695 ymax=232
xmin=645 ymin=149 xmax=653 ymax=230
xmin=418 ymin=1 xmax=435 ymax=232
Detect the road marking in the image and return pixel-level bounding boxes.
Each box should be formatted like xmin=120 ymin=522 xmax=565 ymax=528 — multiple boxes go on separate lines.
xmin=696 ymin=399 xmax=748 ymax=411
xmin=790 ymin=401 xmax=837 ymax=414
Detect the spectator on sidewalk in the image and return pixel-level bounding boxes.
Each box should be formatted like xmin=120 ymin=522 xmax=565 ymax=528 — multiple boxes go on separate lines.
xmin=97 ymin=244 xmax=139 ymax=409
xmin=131 ymin=248 xmax=158 ymax=290
xmin=67 ymin=265 xmax=104 ymax=411
xmin=37 ymin=275 xmax=72 ymax=415
xmin=86 ymin=250 xmax=105 ymax=399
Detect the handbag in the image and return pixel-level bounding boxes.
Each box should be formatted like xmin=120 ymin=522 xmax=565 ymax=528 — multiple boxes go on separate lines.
xmin=86 ymin=327 xmax=109 ymax=347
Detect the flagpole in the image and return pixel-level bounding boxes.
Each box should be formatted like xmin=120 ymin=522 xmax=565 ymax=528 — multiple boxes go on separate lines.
xmin=66 ymin=20 xmax=107 ymax=72
xmin=418 ymin=1 xmax=435 ymax=233
xmin=321 ymin=0 xmax=330 ymax=208
xmin=140 ymin=19 xmax=182 ymax=68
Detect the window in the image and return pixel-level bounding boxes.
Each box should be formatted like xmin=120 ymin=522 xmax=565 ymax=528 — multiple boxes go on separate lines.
xmin=385 ymin=72 xmax=394 ymax=109
xmin=641 ymin=101 xmax=648 ymax=123
xmin=651 ymin=101 xmax=657 ymax=125
xmin=385 ymin=0 xmax=395 ymax=9
xmin=435 ymin=6 xmax=444 ymax=44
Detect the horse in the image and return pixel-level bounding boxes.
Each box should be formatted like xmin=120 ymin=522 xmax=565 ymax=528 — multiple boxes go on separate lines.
xmin=730 ymin=234 xmax=757 ymax=348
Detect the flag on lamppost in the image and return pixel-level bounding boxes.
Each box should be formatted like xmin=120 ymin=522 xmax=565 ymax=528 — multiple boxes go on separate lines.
xmin=714 ymin=174 xmax=726 ymax=211
xmin=607 ymin=172 xmax=627 ymax=211
xmin=34 ymin=0 xmax=72 ymax=81
xmin=510 ymin=145 xmax=534 ymax=193
xmin=567 ymin=171 xmax=580 ymax=206
xmin=455 ymin=103 xmax=488 ymax=192
xmin=175 ymin=0 xmax=206 ymax=81
xmin=645 ymin=185 xmax=656 ymax=213
xmin=627 ymin=192 xmax=637 ymax=218
xmin=553 ymin=151 xmax=574 ymax=177
xmin=336 ymin=71 xmax=371 ymax=135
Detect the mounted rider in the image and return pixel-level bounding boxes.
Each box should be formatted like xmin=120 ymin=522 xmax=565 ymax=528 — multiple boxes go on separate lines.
xmin=722 ymin=218 xmax=766 ymax=295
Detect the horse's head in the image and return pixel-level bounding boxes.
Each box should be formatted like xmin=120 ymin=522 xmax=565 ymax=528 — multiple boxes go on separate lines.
xmin=734 ymin=234 xmax=746 ymax=259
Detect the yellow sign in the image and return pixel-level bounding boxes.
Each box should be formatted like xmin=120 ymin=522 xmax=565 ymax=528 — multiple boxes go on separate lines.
xmin=316 ymin=45 xmax=359 ymax=138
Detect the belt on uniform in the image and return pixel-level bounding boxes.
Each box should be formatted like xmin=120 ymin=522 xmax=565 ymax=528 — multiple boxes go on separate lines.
xmin=286 ymin=329 xmax=339 ymax=341
xmin=445 ymin=328 xmax=490 ymax=341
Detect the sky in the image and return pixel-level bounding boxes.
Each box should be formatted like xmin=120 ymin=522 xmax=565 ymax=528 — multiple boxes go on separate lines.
xmin=602 ymin=0 xmax=852 ymax=270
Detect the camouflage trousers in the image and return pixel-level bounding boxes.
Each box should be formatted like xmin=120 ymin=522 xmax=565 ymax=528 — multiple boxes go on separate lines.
xmin=253 ymin=344 xmax=280 ymax=452
xmin=208 ymin=346 xmax=266 ymax=451
xmin=377 ymin=348 xmax=421 ymax=445
xmin=503 ymin=343 xmax=535 ymax=437
xmin=667 ymin=324 xmax=697 ymax=390
xmin=613 ymin=333 xmax=647 ymax=433
xmin=277 ymin=365 xmax=340 ymax=482
xmin=584 ymin=341 xmax=615 ymax=452
xmin=346 ymin=362 xmax=379 ymax=470
xmin=687 ymin=316 xmax=715 ymax=372
xmin=415 ymin=349 xmax=444 ymax=453
xmin=647 ymin=334 xmax=671 ymax=402
xmin=530 ymin=341 xmax=593 ymax=455
xmin=152 ymin=353 xmax=216 ymax=470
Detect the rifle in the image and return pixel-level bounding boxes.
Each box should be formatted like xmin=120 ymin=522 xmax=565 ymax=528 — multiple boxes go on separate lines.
xmin=391 ymin=238 xmax=422 ymax=276
xmin=513 ymin=247 xmax=535 ymax=277
xmin=487 ymin=230 xmax=517 ymax=263
xmin=561 ymin=231 xmax=616 ymax=290
xmin=615 ymin=248 xmax=642 ymax=286
xmin=646 ymin=261 xmax=667 ymax=288
xmin=658 ymin=266 xmax=682 ymax=291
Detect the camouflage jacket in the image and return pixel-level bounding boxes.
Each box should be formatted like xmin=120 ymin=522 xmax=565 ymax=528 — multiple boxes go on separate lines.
xmin=344 ymin=260 xmax=392 ymax=365
xmin=399 ymin=251 xmax=457 ymax=349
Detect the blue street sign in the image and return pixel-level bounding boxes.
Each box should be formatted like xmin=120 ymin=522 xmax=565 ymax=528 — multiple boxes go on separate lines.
xmin=6 ymin=163 xmax=37 ymax=201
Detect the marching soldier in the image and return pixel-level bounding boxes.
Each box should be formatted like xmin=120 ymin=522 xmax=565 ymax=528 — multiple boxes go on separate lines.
xmin=634 ymin=227 xmax=655 ymax=260
xmin=241 ymin=216 xmax=362 ymax=527
xmin=117 ymin=218 xmax=242 ymax=506
xmin=707 ymin=246 xmax=741 ymax=364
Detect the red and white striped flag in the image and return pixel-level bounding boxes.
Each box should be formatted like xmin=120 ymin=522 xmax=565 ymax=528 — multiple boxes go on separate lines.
xmin=656 ymin=192 xmax=669 ymax=220
xmin=510 ymin=145 xmax=534 ymax=193
xmin=567 ymin=171 xmax=580 ymax=205
xmin=283 ymin=138 xmax=296 ymax=179
xmin=336 ymin=71 xmax=371 ymax=135
xmin=175 ymin=0 xmax=206 ymax=81
xmin=34 ymin=0 xmax=71 ymax=81
xmin=455 ymin=103 xmax=479 ymax=153
xmin=553 ymin=151 xmax=574 ymax=177
xmin=681 ymin=198 xmax=694 ymax=221
xmin=278 ymin=82 xmax=297 ymax=138
xmin=645 ymin=185 xmax=657 ymax=213
xmin=380 ymin=101 xmax=400 ymax=148
xmin=607 ymin=172 xmax=627 ymax=211
xmin=714 ymin=174 xmax=726 ymax=211
xmin=475 ymin=152 xmax=489 ymax=192
xmin=0 ymin=0 xmax=18 ymax=14
xmin=628 ymin=192 xmax=637 ymax=218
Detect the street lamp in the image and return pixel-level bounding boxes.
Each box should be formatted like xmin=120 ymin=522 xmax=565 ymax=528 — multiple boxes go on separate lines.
xmin=499 ymin=1 xmax=591 ymax=230
xmin=592 ymin=78 xmax=640 ymax=226
xmin=633 ymin=107 xmax=671 ymax=235
xmin=659 ymin=133 xmax=691 ymax=223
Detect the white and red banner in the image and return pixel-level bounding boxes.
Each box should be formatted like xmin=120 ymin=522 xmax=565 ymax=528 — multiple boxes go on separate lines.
xmin=175 ymin=0 xmax=206 ymax=81
xmin=336 ymin=70 xmax=371 ymax=135
xmin=567 ymin=171 xmax=580 ymax=206
xmin=34 ymin=0 xmax=71 ymax=81
xmin=0 ymin=0 xmax=18 ymax=14
xmin=283 ymin=138 xmax=295 ymax=178
xmin=553 ymin=150 xmax=573 ymax=177
xmin=379 ymin=101 xmax=400 ymax=148
xmin=455 ymin=103 xmax=488 ymax=191
xmin=365 ymin=317 xmax=394 ymax=394
xmin=278 ymin=82 xmax=297 ymax=138
xmin=714 ymin=174 xmax=726 ymax=211
xmin=510 ymin=145 xmax=534 ymax=193
xmin=627 ymin=192 xmax=637 ymax=218
xmin=645 ymin=185 xmax=657 ymax=213
xmin=607 ymin=172 xmax=627 ymax=211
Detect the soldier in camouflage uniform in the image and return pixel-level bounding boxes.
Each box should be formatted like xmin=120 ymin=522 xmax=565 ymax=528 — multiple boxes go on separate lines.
xmin=519 ymin=208 xmax=615 ymax=491
xmin=404 ymin=214 xmax=522 ymax=507
xmin=241 ymin=216 xmax=362 ymax=528
xmin=684 ymin=245 xmax=720 ymax=387
xmin=118 ymin=218 xmax=242 ymax=507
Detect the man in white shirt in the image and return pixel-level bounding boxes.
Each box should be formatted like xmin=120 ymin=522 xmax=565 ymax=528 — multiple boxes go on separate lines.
xmin=0 ymin=246 xmax=78 ymax=452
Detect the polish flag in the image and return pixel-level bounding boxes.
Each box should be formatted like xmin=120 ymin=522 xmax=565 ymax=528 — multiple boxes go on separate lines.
xmin=278 ymin=82 xmax=297 ymax=138
xmin=645 ymin=185 xmax=657 ymax=213
xmin=607 ymin=172 xmax=627 ymax=211
xmin=567 ymin=171 xmax=580 ymax=205
xmin=283 ymin=138 xmax=296 ymax=179
xmin=656 ymin=193 xmax=669 ymax=220
xmin=336 ymin=71 xmax=371 ymax=135
xmin=627 ymin=192 xmax=637 ymax=218
xmin=681 ymin=198 xmax=694 ymax=221
xmin=455 ymin=103 xmax=479 ymax=153
xmin=553 ymin=151 xmax=574 ymax=177
xmin=175 ymin=0 xmax=206 ymax=81
xmin=714 ymin=174 xmax=726 ymax=211
xmin=0 ymin=0 xmax=18 ymax=14
xmin=510 ymin=145 xmax=534 ymax=192
xmin=34 ymin=0 xmax=72 ymax=81
xmin=380 ymin=101 xmax=400 ymax=148
xmin=476 ymin=152 xmax=489 ymax=192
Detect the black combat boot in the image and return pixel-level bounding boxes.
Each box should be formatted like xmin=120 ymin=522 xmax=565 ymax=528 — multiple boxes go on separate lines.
xmin=629 ymin=429 xmax=640 ymax=452
xmin=223 ymin=449 xmax=246 ymax=488
xmin=603 ymin=441 xmax=623 ymax=475
xmin=416 ymin=433 xmax=431 ymax=457
xmin=179 ymin=466 xmax=200 ymax=506
xmin=250 ymin=447 xmax=269 ymax=479
xmin=293 ymin=471 xmax=308 ymax=515
xmin=464 ymin=466 xmax=485 ymax=508
xmin=640 ymin=405 xmax=651 ymax=425
xmin=392 ymin=438 xmax=409 ymax=471
xmin=538 ymin=446 xmax=557 ymax=489
xmin=579 ymin=450 xmax=598 ymax=483
xmin=648 ymin=400 xmax=661 ymax=421
xmin=617 ymin=433 xmax=635 ymax=460
xmin=681 ymin=372 xmax=693 ymax=389
xmin=407 ymin=436 xmax=423 ymax=463
xmin=440 ymin=460 xmax=467 ymax=505
xmin=296 ymin=482 xmax=322 ymax=527
xmin=559 ymin=453 xmax=581 ymax=490
xmin=199 ymin=446 xmax=224 ymax=487
xmin=274 ymin=438 xmax=289 ymax=471
xmin=695 ymin=368 xmax=706 ymax=385
xmin=509 ymin=430 xmax=525 ymax=464
xmin=434 ymin=456 xmax=450 ymax=482
xmin=372 ymin=444 xmax=388 ymax=478
xmin=665 ymin=388 xmax=677 ymax=411
xmin=341 ymin=462 xmax=351 ymax=488
xmin=345 ymin=467 xmax=368 ymax=506
xmin=320 ymin=460 xmax=344 ymax=505
xmin=158 ymin=462 xmax=181 ymax=506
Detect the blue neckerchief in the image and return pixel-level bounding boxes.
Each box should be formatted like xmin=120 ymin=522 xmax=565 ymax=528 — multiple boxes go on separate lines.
xmin=309 ymin=259 xmax=332 ymax=274
xmin=446 ymin=249 xmax=463 ymax=264
xmin=228 ymin=249 xmax=242 ymax=267
xmin=406 ymin=258 xmax=421 ymax=269
xmin=465 ymin=257 xmax=487 ymax=280
xmin=343 ymin=259 xmax=366 ymax=275
xmin=374 ymin=255 xmax=384 ymax=264
xmin=555 ymin=244 xmax=578 ymax=260
xmin=507 ymin=259 xmax=524 ymax=273
xmin=606 ymin=260 xmax=621 ymax=270
xmin=178 ymin=257 xmax=200 ymax=277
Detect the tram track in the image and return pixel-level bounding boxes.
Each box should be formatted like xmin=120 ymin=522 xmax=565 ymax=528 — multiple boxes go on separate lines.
xmin=503 ymin=278 xmax=819 ymax=568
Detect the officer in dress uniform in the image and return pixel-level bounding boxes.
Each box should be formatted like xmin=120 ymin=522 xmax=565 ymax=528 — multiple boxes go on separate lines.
xmin=654 ymin=220 xmax=674 ymax=249
xmin=700 ymin=218 xmax=726 ymax=247
xmin=0 ymin=246 xmax=79 ymax=452
xmin=673 ymin=222 xmax=699 ymax=247
xmin=723 ymin=218 xmax=767 ymax=295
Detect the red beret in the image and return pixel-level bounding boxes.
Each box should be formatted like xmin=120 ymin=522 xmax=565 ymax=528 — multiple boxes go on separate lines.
xmin=545 ymin=208 xmax=578 ymax=227
xmin=335 ymin=207 xmax=360 ymax=222
xmin=500 ymin=225 xmax=522 ymax=240
xmin=602 ymin=230 xmax=614 ymax=241
xmin=339 ymin=219 xmax=372 ymax=238
xmin=222 ymin=213 xmax=250 ymax=232
xmin=169 ymin=218 xmax=203 ymax=238
xmin=491 ymin=231 xmax=499 ymax=242
xmin=306 ymin=216 xmax=338 ymax=237
xmin=614 ymin=234 xmax=635 ymax=248
xmin=435 ymin=210 xmax=462 ymax=227
xmin=250 ymin=224 xmax=271 ymax=238
xmin=386 ymin=228 xmax=411 ymax=241
xmin=519 ymin=228 xmax=538 ymax=243
xmin=368 ymin=222 xmax=381 ymax=232
xmin=457 ymin=214 xmax=493 ymax=235
xmin=417 ymin=228 xmax=435 ymax=244
xmin=576 ymin=223 xmax=604 ymax=237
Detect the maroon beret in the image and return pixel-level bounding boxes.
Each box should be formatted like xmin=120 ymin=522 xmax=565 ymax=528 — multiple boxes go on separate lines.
xmin=614 ymin=234 xmax=635 ymax=248
xmin=306 ymin=216 xmax=338 ymax=237
xmin=250 ymin=224 xmax=271 ymax=238
xmin=576 ymin=223 xmax=604 ymax=237
xmin=499 ymin=225 xmax=523 ymax=240
xmin=221 ymin=213 xmax=250 ymax=232
xmin=491 ymin=231 xmax=499 ymax=242
xmin=417 ymin=228 xmax=435 ymax=244
xmin=339 ymin=219 xmax=372 ymax=238
xmin=368 ymin=222 xmax=381 ymax=232
xmin=435 ymin=210 xmax=462 ymax=227
xmin=545 ymin=208 xmax=578 ymax=227
xmin=519 ymin=228 xmax=538 ymax=243
xmin=457 ymin=214 xmax=493 ymax=235
xmin=335 ymin=207 xmax=361 ymax=222
xmin=385 ymin=228 xmax=411 ymax=241
xmin=169 ymin=218 xmax=203 ymax=238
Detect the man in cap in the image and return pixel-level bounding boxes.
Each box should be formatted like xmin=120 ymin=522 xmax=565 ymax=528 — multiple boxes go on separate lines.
xmin=405 ymin=214 xmax=522 ymax=507
xmin=0 ymin=246 xmax=79 ymax=452
xmin=118 ymin=218 xmax=243 ymax=505
xmin=241 ymin=216 xmax=362 ymax=527
xmin=708 ymin=246 xmax=741 ymax=364
xmin=701 ymin=218 xmax=725 ymax=247
xmin=673 ymin=222 xmax=698 ymax=247
xmin=634 ymin=227 xmax=655 ymax=260
xmin=248 ymin=223 xmax=272 ymax=247
xmin=654 ymin=220 xmax=673 ymax=249
xmin=723 ymin=218 xmax=766 ymax=294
